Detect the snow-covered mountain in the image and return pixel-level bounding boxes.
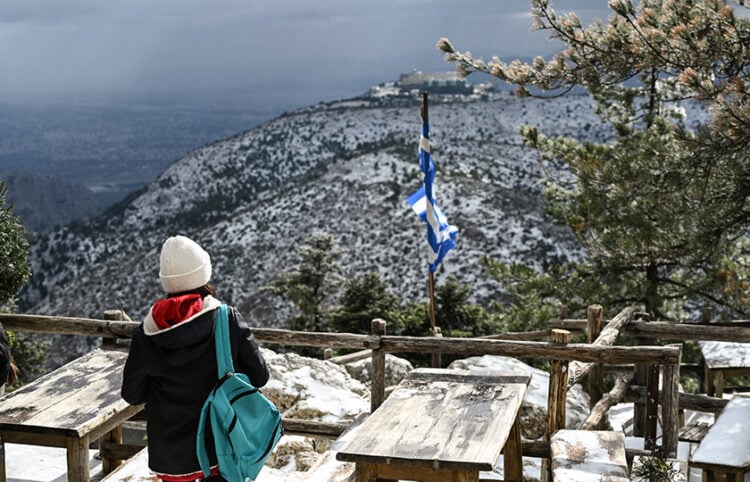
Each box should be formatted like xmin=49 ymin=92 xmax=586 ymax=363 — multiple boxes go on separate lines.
xmin=21 ymin=89 xmax=609 ymax=329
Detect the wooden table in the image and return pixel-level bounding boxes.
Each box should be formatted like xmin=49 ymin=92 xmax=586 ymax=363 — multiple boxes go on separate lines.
xmin=698 ymin=341 xmax=750 ymax=397
xmin=690 ymin=394 xmax=750 ymax=481
xmin=0 ymin=348 xmax=144 ymax=482
xmin=336 ymin=368 xmax=530 ymax=482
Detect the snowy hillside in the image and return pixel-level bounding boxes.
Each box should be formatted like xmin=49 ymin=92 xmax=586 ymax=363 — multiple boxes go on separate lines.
xmin=21 ymin=89 xmax=620 ymax=354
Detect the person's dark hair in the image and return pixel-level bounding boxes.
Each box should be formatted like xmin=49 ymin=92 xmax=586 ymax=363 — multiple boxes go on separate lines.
xmin=166 ymin=283 xmax=217 ymax=299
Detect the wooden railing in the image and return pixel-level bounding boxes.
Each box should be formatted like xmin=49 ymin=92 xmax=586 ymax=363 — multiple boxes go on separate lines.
xmin=0 ymin=307 xmax=684 ymax=458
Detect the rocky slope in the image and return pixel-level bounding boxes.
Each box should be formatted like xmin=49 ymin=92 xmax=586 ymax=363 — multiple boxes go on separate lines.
xmin=21 ymin=88 xmax=622 ymax=345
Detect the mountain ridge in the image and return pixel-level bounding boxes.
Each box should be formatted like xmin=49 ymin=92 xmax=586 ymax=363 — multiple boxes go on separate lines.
xmin=21 ymin=89 xmax=609 ymax=339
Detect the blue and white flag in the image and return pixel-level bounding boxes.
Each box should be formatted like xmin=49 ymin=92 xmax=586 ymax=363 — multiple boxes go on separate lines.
xmin=407 ymin=120 xmax=458 ymax=273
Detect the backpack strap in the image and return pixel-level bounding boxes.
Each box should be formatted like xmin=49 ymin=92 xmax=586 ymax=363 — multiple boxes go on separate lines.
xmin=197 ymin=304 xmax=234 ymax=476
xmin=214 ymin=304 xmax=235 ymax=378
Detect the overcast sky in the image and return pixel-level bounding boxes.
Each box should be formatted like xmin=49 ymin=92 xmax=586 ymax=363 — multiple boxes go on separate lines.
xmin=0 ymin=0 xmax=613 ymax=108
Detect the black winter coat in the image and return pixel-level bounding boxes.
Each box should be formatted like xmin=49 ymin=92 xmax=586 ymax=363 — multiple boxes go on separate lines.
xmin=121 ymin=296 xmax=270 ymax=475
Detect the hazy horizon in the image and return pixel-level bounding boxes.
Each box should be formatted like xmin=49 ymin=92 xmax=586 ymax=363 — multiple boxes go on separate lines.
xmin=1 ymin=1 xmax=614 ymax=111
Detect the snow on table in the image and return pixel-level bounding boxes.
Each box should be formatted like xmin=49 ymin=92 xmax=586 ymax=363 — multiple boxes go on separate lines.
xmin=691 ymin=394 xmax=750 ymax=470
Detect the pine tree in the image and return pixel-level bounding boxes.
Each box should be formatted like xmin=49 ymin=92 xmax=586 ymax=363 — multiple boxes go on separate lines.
xmin=440 ymin=0 xmax=750 ymax=319
xmin=264 ymin=232 xmax=344 ymax=332
xmin=0 ymin=182 xmax=30 ymax=306
xmin=329 ymin=272 xmax=400 ymax=334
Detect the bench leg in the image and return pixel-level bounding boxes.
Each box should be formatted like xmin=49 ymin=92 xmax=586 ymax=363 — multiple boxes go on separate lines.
xmin=66 ymin=435 xmax=90 ymax=482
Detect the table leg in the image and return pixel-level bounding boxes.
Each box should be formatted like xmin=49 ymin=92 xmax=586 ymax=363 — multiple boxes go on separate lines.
xmin=101 ymin=425 xmax=124 ymax=473
xmin=715 ymin=371 xmax=724 ymax=399
xmin=0 ymin=434 xmax=6 ymax=482
xmin=504 ymin=413 xmax=523 ymax=482
xmin=67 ymin=435 xmax=91 ymax=482
xmin=355 ymin=463 xmax=378 ymax=482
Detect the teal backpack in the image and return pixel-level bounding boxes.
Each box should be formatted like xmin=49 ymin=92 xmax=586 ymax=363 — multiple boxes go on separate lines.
xmin=196 ymin=304 xmax=283 ymax=482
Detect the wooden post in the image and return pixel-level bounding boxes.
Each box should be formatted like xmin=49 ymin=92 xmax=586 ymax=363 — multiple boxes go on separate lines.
xmin=102 ymin=310 xmax=128 ymax=348
xmin=543 ymin=329 xmax=570 ymax=482
xmin=644 ymin=364 xmax=659 ymax=453
xmin=323 ymin=348 xmax=334 ymax=360
xmin=633 ymin=312 xmax=650 ymax=437
xmin=661 ymin=344 xmax=682 ymax=458
xmin=431 ymin=326 xmax=442 ymax=368
xmin=548 ymin=329 xmax=571 ymax=435
xmin=587 ymin=305 xmax=605 ymax=429
xmin=370 ymin=319 xmax=387 ymax=413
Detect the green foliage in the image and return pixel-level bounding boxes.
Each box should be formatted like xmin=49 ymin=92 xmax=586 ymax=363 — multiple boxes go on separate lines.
xmin=264 ymin=233 xmax=344 ymax=332
xmin=433 ymin=276 xmax=499 ymax=337
xmin=442 ymin=0 xmax=750 ymax=320
xmin=0 ymin=300 xmax=49 ymax=390
xmin=632 ymin=456 xmax=685 ymax=482
xmin=6 ymin=332 xmax=49 ymax=390
xmin=329 ymin=272 xmax=401 ymax=334
xmin=0 ymin=182 xmax=30 ymax=306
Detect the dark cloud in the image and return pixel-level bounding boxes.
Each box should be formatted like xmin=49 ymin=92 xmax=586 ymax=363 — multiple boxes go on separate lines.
xmin=0 ymin=0 xmax=612 ymax=105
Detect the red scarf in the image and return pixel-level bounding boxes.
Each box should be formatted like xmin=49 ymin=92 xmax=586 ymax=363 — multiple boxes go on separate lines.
xmin=151 ymin=294 xmax=204 ymax=330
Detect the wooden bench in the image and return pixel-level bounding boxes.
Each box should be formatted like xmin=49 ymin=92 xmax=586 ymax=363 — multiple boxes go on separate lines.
xmin=0 ymin=348 xmax=144 ymax=482
xmin=690 ymin=393 xmax=750 ymax=481
xmin=337 ymin=368 xmax=530 ymax=482
xmin=550 ymin=430 xmax=629 ymax=481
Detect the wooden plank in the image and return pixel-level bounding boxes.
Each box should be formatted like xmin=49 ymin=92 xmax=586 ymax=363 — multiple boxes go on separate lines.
xmin=691 ymin=394 xmax=750 ymax=470
xmin=0 ymin=430 xmax=68 ymax=447
xmin=587 ymin=305 xmax=605 ymax=427
xmin=370 ymin=319 xmax=386 ymax=412
xmin=337 ymin=369 xmax=529 ymax=471
xmin=379 ymin=336 xmax=679 ymax=365
xmin=678 ymin=421 xmax=711 ymax=443
xmin=661 ymin=346 xmax=682 ymax=458
xmin=550 ymin=430 xmax=629 ymax=482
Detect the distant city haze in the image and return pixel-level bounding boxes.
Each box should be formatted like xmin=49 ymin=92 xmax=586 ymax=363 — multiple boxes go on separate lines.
xmin=0 ymin=0 xmax=614 ymax=209
xmin=1 ymin=0 xmax=613 ymax=110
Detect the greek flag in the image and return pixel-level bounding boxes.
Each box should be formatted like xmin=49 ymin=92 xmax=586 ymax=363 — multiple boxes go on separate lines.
xmin=407 ymin=120 xmax=458 ymax=273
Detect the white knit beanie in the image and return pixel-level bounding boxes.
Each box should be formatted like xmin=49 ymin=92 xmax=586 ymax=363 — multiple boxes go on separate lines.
xmin=159 ymin=235 xmax=212 ymax=293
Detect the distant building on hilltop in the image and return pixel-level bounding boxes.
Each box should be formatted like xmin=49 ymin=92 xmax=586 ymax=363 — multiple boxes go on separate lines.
xmin=368 ymin=70 xmax=497 ymax=98
xmin=396 ymin=70 xmax=473 ymax=95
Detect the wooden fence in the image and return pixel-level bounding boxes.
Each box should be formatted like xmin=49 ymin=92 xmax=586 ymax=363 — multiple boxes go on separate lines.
xmin=0 ymin=306 xmax=686 ymax=459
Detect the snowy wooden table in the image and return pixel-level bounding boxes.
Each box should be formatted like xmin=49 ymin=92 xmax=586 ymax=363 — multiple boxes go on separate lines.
xmin=690 ymin=394 xmax=750 ymax=480
xmin=698 ymin=340 xmax=750 ymax=397
xmin=0 ymin=348 xmax=144 ymax=482
xmin=336 ymin=368 xmax=530 ymax=482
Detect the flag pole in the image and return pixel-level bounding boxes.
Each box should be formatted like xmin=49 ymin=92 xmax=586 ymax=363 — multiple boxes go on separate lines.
xmin=421 ymin=91 xmax=442 ymax=368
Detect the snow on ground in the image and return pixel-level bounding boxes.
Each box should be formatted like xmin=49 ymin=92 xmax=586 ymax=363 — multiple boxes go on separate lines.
xmin=5 ymin=444 xmax=103 ymax=482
